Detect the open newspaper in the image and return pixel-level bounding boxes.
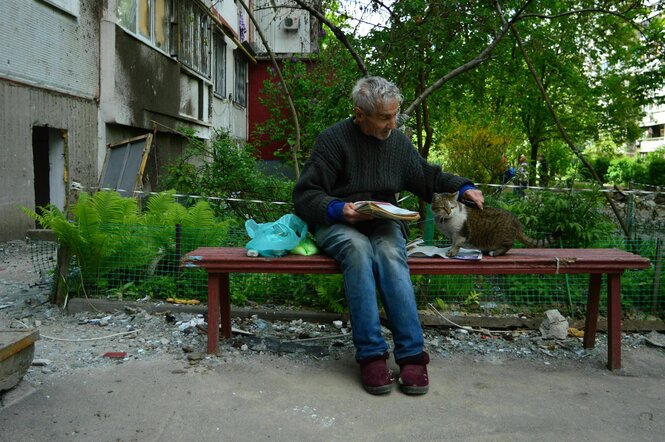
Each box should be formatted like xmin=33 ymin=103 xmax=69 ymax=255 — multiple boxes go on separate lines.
xmin=354 ymin=201 xmax=420 ymax=221
xmin=406 ymin=239 xmax=482 ymax=260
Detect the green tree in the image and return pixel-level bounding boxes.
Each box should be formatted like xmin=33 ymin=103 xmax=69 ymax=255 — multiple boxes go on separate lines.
xmin=434 ymin=113 xmax=517 ymax=184
xmin=282 ymin=0 xmax=664 ymax=175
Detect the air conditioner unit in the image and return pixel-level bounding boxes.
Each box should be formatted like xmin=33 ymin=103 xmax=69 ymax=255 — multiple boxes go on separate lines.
xmin=283 ymin=16 xmax=300 ymax=31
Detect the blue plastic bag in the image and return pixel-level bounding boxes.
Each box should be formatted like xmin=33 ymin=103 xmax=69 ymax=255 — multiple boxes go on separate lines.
xmin=245 ymin=214 xmax=308 ymax=257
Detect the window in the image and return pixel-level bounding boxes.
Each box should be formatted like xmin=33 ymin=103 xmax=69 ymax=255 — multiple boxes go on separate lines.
xmin=234 ymin=50 xmax=247 ymax=107
xmin=175 ymin=0 xmax=211 ymax=77
xmin=117 ymin=0 xmax=171 ymax=52
xmin=213 ymin=31 xmax=227 ymax=97
xmin=40 ymin=0 xmax=80 ymax=17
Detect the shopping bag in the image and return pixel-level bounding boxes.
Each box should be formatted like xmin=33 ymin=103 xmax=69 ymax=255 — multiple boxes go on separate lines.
xmin=245 ymin=214 xmax=308 ymax=257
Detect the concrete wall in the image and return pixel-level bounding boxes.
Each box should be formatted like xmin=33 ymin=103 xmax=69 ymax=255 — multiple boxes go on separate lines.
xmin=0 ymin=82 xmax=99 ymax=241
xmin=0 ymin=0 xmax=100 ymax=241
xmin=0 ymin=0 xmax=99 ymax=98
xmin=252 ymin=0 xmax=314 ymax=55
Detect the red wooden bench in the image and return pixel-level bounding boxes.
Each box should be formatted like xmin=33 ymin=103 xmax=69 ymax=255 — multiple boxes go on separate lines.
xmin=182 ymin=247 xmax=650 ymax=370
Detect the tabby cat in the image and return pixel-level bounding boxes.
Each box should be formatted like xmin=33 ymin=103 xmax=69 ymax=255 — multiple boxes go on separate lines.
xmin=431 ymin=192 xmax=554 ymax=257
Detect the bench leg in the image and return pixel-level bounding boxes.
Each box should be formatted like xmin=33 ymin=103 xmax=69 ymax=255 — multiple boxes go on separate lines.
xmin=207 ymin=274 xmax=221 ymax=354
xmin=583 ymin=274 xmax=601 ymax=350
xmin=606 ymin=273 xmax=622 ymax=370
xmin=220 ymin=273 xmax=232 ymax=339
xmin=206 ymin=273 xmax=232 ymax=355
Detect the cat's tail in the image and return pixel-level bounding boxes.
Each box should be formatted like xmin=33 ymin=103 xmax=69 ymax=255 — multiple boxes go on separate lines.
xmin=517 ymin=231 xmax=560 ymax=248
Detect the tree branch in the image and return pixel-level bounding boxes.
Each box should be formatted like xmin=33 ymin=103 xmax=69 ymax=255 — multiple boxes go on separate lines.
xmin=292 ymin=0 xmax=368 ymax=76
xmin=237 ymin=0 xmax=301 ymax=178
xmin=495 ymin=0 xmax=631 ymax=237
xmin=518 ymin=3 xmax=647 ymax=34
xmin=401 ymin=0 xmax=535 ymax=118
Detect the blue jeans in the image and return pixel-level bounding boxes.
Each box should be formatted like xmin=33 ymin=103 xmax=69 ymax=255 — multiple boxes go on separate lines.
xmin=315 ymin=220 xmax=424 ymax=361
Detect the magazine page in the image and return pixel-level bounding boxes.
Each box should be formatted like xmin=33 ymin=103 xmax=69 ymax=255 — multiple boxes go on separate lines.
xmin=406 ymin=245 xmax=483 ymax=260
xmin=354 ymin=201 xmax=420 ymax=221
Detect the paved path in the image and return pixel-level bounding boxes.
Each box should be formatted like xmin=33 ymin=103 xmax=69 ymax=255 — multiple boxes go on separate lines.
xmin=1 ymin=348 xmax=663 ymax=441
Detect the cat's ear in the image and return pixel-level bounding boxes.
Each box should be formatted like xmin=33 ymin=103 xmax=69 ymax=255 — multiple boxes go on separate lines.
xmin=432 ymin=193 xmax=441 ymax=204
xmin=451 ymin=191 xmax=459 ymax=200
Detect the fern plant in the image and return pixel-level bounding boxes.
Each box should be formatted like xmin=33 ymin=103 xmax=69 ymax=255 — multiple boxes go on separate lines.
xmin=23 ymin=190 xmax=232 ymax=297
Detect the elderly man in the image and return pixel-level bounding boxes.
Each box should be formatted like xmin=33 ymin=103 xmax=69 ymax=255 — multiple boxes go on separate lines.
xmin=293 ymin=76 xmax=484 ymax=395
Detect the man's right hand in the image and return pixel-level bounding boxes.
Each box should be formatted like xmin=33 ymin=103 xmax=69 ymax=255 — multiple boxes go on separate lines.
xmin=344 ymin=202 xmax=374 ymax=224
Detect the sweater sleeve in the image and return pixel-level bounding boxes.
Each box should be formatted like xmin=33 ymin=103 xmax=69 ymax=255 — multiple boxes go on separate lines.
xmin=292 ymin=135 xmax=341 ymax=226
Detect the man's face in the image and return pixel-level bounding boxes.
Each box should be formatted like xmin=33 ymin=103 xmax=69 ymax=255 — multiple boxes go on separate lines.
xmin=354 ymin=99 xmax=400 ymax=141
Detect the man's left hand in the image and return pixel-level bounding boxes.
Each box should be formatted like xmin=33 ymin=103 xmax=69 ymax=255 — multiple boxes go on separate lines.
xmin=462 ymin=189 xmax=484 ymax=210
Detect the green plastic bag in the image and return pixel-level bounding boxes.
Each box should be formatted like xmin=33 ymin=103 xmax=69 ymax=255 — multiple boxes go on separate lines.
xmin=290 ymin=237 xmax=320 ymax=256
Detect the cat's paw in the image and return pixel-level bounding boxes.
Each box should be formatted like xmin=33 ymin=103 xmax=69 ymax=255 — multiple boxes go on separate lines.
xmin=447 ymin=248 xmax=460 ymax=257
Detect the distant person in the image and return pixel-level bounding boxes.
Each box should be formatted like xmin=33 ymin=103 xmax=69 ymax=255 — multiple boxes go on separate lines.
xmin=514 ymin=154 xmax=529 ymax=196
xmin=537 ymin=154 xmax=549 ymax=187
xmin=501 ymin=155 xmax=515 ymax=184
xmin=292 ymin=76 xmax=484 ymax=395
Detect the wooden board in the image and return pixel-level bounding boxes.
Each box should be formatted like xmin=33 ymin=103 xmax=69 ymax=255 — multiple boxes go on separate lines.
xmin=1 ymin=329 xmax=40 ymax=391
xmin=98 ymin=134 xmax=153 ymax=194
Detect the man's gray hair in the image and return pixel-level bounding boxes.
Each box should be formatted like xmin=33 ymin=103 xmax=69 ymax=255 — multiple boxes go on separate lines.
xmin=351 ymin=76 xmax=404 ymax=115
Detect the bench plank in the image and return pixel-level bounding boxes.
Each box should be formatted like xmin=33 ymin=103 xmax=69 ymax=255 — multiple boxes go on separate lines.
xmin=183 ymin=247 xmax=648 ymax=274
xmin=182 ymin=247 xmax=650 ymax=370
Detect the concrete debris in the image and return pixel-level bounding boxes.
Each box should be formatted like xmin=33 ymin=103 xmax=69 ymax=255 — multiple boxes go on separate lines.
xmin=645 ymin=330 xmax=665 ymax=348
xmin=539 ymin=309 xmax=569 ymax=340
xmin=176 ymin=314 xmax=206 ymax=333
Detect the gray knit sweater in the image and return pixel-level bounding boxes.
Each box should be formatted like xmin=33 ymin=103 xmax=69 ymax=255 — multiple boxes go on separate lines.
xmin=292 ymin=117 xmax=473 ymax=228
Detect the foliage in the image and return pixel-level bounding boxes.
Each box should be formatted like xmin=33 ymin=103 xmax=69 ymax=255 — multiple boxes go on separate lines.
xmin=160 ymin=128 xmax=294 ymax=222
xmin=494 ymin=188 xmax=617 ymax=247
xmin=434 ymin=114 xmax=518 ymax=183
xmin=250 ymin=43 xmax=358 ymax=164
xmin=603 ymin=149 xmax=665 ymax=186
xmin=647 ymin=156 xmax=665 ymax=185
xmin=306 ymin=274 xmax=346 ymax=313
xmin=538 ymin=140 xmax=575 ymax=184
xmin=591 ymin=156 xmax=612 ymax=183
xmin=23 ymin=190 xmax=232 ymax=296
xmin=605 ymin=157 xmax=643 ymax=184
xmin=284 ymin=1 xmax=665 ymax=189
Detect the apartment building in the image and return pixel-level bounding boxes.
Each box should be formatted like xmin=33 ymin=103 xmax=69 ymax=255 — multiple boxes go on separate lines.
xmin=0 ymin=0 xmax=318 ymax=240
xmin=637 ymin=88 xmax=665 ymax=158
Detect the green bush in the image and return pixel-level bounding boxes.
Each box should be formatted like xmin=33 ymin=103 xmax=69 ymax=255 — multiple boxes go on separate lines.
xmin=591 ymin=156 xmax=611 ymax=183
xmin=647 ymin=156 xmax=665 ymax=186
xmin=603 ymin=150 xmax=665 ymax=187
xmin=160 ymin=128 xmax=294 ymax=222
xmin=495 ymin=187 xmax=617 ymax=247
xmin=606 ymin=157 xmax=642 ymax=185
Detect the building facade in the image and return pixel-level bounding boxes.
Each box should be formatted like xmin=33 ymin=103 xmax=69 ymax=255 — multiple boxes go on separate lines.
xmin=1 ymin=0 xmax=313 ymax=241
xmin=0 ymin=0 xmax=100 ymax=240
xmin=637 ymin=88 xmax=665 ymax=158
xmin=247 ymin=0 xmax=320 ymax=177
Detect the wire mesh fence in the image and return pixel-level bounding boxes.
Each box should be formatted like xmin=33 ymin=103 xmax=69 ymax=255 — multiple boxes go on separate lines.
xmin=28 ymin=224 xmax=663 ymax=318
xmin=25 ymin=184 xmax=664 ymax=316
